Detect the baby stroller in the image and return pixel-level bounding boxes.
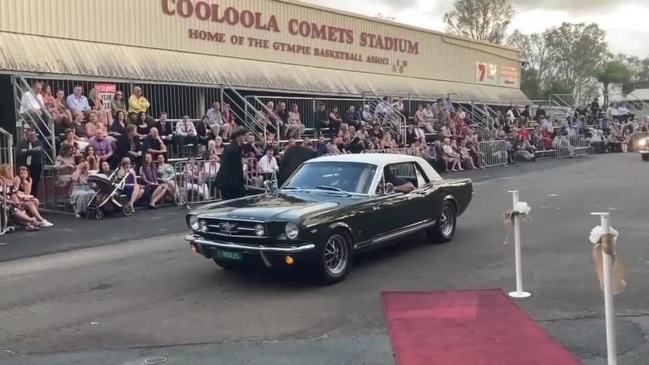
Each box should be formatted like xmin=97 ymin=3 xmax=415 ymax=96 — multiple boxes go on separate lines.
xmin=86 ymin=171 xmax=135 ymax=220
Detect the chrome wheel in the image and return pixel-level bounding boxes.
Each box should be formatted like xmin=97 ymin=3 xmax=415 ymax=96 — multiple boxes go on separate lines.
xmin=324 ymin=234 xmax=349 ymax=275
xmin=439 ymin=206 xmax=455 ymax=237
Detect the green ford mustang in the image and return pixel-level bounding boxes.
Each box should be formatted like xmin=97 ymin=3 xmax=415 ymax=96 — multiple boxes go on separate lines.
xmin=186 ymin=154 xmax=473 ymax=284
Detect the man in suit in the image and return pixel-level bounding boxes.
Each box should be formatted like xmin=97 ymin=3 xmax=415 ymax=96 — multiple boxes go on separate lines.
xmin=217 ymin=128 xmax=247 ymax=200
xmin=152 ymin=112 xmax=174 ymax=155
xmin=278 ymin=142 xmax=317 ymax=186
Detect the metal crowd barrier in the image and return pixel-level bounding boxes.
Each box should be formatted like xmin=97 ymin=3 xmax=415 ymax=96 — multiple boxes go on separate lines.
xmin=371 ymin=147 xmax=416 ymax=155
xmin=630 ymin=131 xmax=649 ymax=151
xmin=174 ymin=157 xmax=272 ymax=208
xmin=554 ymin=135 xmax=590 ymax=159
xmin=477 ymin=140 xmax=508 ymax=167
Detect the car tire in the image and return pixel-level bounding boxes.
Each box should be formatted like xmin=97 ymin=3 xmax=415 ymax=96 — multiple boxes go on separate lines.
xmin=213 ymin=258 xmax=243 ymax=271
xmin=428 ymin=201 xmax=456 ymax=243
xmin=642 ymin=153 xmax=649 ymax=161
xmin=313 ymin=231 xmax=353 ymax=284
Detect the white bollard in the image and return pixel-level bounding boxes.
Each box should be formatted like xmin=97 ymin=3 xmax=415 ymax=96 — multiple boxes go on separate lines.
xmin=591 ymin=212 xmax=617 ymax=365
xmin=508 ymin=190 xmax=531 ymax=299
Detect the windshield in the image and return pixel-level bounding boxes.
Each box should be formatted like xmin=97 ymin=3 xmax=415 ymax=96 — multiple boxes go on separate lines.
xmin=283 ymin=162 xmax=377 ymax=194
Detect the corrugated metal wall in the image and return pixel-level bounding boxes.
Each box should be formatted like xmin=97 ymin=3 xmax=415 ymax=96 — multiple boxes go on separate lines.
xmin=0 ymin=0 xmax=520 ymax=87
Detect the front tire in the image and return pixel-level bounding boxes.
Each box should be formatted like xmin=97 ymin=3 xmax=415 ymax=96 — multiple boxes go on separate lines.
xmin=642 ymin=153 xmax=649 ymax=161
xmin=313 ymin=232 xmax=353 ymax=284
xmin=428 ymin=201 xmax=456 ymax=243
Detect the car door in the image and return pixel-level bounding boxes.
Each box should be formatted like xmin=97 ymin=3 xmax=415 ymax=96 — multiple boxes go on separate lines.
xmin=376 ymin=162 xmax=429 ymax=234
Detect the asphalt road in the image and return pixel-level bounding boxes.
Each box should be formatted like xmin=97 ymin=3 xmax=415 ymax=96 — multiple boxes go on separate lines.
xmin=1 ymin=153 xmax=648 ymax=365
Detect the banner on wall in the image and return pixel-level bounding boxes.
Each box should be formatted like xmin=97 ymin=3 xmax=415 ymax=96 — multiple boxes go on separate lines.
xmin=94 ymin=83 xmax=117 ymax=112
xmin=476 ymin=62 xmax=498 ymax=85
xmin=500 ymin=66 xmax=519 ymax=87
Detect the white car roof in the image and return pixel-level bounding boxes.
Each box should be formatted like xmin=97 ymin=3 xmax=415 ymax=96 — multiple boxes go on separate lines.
xmin=306 ymin=153 xmax=443 ymax=182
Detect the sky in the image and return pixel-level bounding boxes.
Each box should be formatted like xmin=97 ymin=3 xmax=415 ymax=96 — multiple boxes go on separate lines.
xmin=300 ymin=0 xmax=649 ymax=57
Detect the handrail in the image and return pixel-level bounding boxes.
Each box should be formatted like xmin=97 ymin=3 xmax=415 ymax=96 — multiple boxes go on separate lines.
xmin=13 ymin=82 xmax=55 ymax=165
xmin=0 ymin=126 xmax=14 ymax=166
xmin=222 ymin=88 xmax=266 ymax=141
xmin=251 ymin=95 xmax=282 ymax=139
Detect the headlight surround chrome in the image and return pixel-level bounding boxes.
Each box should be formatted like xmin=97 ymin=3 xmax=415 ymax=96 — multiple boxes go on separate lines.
xmin=188 ymin=215 xmax=199 ymax=231
xmin=285 ymin=222 xmax=299 ymax=240
xmin=254 ymin=224 xmax=265 ymax=237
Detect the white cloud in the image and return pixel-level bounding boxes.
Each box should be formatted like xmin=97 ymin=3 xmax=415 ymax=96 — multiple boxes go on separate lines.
xmin=299 ymin=0 xmax=649 ymax=57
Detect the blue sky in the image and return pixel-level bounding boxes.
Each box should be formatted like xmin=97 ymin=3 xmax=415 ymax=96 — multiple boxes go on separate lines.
xmin=301 ymin=0 xmax=649 ymax=57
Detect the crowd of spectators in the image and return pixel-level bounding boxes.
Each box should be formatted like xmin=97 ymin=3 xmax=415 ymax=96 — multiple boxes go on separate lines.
xmin=12 ymin=81 xmax=649 ymax=229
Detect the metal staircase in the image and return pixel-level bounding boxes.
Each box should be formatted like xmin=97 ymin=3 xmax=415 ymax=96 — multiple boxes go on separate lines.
xmin=222 ymin=88 xmax=269 ymax=141
xmin=363 ymin=93 xmax=407 ymax=142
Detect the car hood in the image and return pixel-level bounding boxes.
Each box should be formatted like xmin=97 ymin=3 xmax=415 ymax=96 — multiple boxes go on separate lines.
xmin=193 ymin=191 xmax=359 ymax=222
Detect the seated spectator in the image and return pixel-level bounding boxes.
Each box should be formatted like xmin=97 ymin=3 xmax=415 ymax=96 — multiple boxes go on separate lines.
xmin=113 ymin=124 xmax=142 ymax=168
xmin=69 ymin=162 xmax=97 ymax=218
xmin=361 ymin=104 xmax=372 ymax=124
xmin=514 ymin=136 xmax=536 ymax=162
xmin=314 ymin=134 xmax=328 ymax=156
xmin=128 ymin=86 xmax=153 ymax=123
xmin=287 ymin=104 xmax=304 ymax=138
xmin=135 ymin=111 xmax=151 ymax=136
xmin=553 ymin=133 xmax=574 ymax=155
xmin=0 ymin=165 xmax=41 ymax=231
xmin=423 ymin=141 xmax=437 ymax=168
xmin=442 ymin=138 xmax=462 ymax=171
xmin=275 ymin=102 xmax=289 ymax=136
xmin=109 ymin=110 xmax=129 ymax=137
xmin=184 ymin=156 xmax=210 ymax=200
xmin=61 ymin=128 xmax=80 ymax=156
xmin=142 ymin=127 xmax=167 ymax=161
xmin=55 ymin=143 xmax=77 ymax=187
xmin=196 ymin=115 xmax=212 ymax=149
xmin=115 ymin=157 xmax=143 ymax=210
xmin=606 ymin=130 xmax=621 ymax=153
xmin=212 ymin=136 xmax=225 ymax=156
xmin=345 ymin=105 xmax=360 ymax=128
xmin=156 ymin=154 xmax=178 ymax=203
xmin=89 ymin=130 xmax=113 ymax=164
xmin=174 ymin=115 xmax=199 ymax=157
xmin=66 ymin=85 xmax=91 ymax=121
xmin=314 ymin=103 xmax=330 ymax=138
xmin=13 ymin=166 xmax=41 ymax=211
xmin=347 ymin=137 xmax=364 ymax=154
xmin=369 ymin=123 xmax=383 ymax=140
xmin=53 ymin=89 xmax=74 ymax=126
xmin=85 ymin=146 xmax=99 ymax=172
xmin=140 ymin=153 xmax=167 ymax=209
xmin=85 ymin=111 xmax=104 ymax=139
xmin=206 ymin=101 xmax=233 ymax=139
xmin=241 ymin=132 xmax=262 ymax=159
xmin=221 ymin=103 xmax=236 ymax=140
xmin=152 ymin=112 xmax=174 ymax=151
xmin=328 ymin=106 xmax=343 ymax=138
xmin=457 ymin=140 xmax=476 ymax=170
xmin=110 ymin=90 xmax=127 ymax=119
xmin=0 ymin=164 xmax=52 ymax=227
xmin=98 ymin=160 xmax=112 ymax=177
xmin=540 ymin=127 xmax=553 ymax=150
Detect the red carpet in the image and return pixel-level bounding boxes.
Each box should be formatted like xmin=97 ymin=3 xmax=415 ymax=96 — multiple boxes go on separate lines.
xmin=382 ymin=289 xmax=581 ymax=365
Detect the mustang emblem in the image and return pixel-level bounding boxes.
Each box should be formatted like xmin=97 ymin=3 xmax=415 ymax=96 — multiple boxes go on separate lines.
xmin=220 ymin=222 xmax=236 ymax=233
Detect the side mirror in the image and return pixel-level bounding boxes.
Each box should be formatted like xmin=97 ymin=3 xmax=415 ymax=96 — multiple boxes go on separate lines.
xmin=384 ymin=183 xmax=394 ymax=194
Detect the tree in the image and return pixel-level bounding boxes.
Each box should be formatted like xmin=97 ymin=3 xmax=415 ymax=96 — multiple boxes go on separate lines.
xmin=443 ymin=0 xmax=514 ymax=44
xmin=508 ymin=30 xmax=551 ymax=99
xmin=543 ymin=23 xmax=608 ymax=102
xmin=543 ymin=80 xmax=572 ymax=100
xmin=596 ymin=61 xmax=633 ymax=104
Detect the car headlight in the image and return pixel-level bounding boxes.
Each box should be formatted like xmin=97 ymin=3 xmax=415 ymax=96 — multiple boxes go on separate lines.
xmin=640 ymin=139 xmax=647 ymax=147
xmin=199 ymin=219 xmax=208 ymax=233
xmin=254 ymin=224 xmax=265 ymax=237
xmin=188 ymin=215 xmax=199 ymax=231
xmin=285 ymin=222 xmax=299 ymax=240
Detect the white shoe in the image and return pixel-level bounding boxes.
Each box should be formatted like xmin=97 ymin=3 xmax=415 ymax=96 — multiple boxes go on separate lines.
xmin=74 ymin=214 xmax=82 ymax=219
xmin=41 ymin=220 xmax=54 ymax=227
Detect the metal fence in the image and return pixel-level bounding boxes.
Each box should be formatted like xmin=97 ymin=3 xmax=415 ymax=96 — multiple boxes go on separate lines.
xmin=554 ymin=135 xmax=590 ymax=159
xmin=0 ymin=127 xmax=14 ymax=166
xmin=477 ymin=140 xmax=508 ymax=167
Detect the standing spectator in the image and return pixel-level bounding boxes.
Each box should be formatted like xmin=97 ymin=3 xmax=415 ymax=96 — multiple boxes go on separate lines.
xmin=110 ymin=90 xmax=127 ymax=119
xmin=174 ymin=115 xmax=199 ymax=156
xmin=328 ymin=106 xmax=343 ymax=138
xmin=314 ymin=103 xmax=329 ymax=138
xmin=287 ymin=104 xmax=304 ymax=139
xmin=69 ymin=162 xmax=96 ymax=218
xmin=216 ymin=128 xmax=247 ymax=200
xmin=19 ymin=81 xmax=45 ymax=122
xmin=128 ymin=86 xmax=152 ymax=123
xmin=66 ymin=85 xmax=91 ymax=120
xmin=89 ymin=130 xmax=113 ymax=164
xmin=15 ymin=128 xmax=43 ymax=195
xmin=258 ymin=147 xmax=279 ymax=180
xmin=142 ymin=127 xmax=167 ymax=161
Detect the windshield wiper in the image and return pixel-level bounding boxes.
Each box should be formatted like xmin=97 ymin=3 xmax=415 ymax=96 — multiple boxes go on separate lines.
xmin=315 ymin=185 xmax=348 ymax=193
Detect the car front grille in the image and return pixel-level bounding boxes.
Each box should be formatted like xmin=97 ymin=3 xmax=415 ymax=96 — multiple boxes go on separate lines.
xmin=201 ymin=218 xmax=266 ymax=238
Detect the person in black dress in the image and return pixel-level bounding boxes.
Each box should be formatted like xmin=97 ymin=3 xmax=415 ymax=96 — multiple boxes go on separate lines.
xmin=216 ymin=128 xmax=247 ymax=200
xmin=277 ymin=143 xmax=317 ymax=186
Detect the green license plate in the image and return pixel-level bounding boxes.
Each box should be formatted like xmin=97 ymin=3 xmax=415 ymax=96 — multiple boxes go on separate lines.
xmin=217 ymin=250 xmax=243 ymax=261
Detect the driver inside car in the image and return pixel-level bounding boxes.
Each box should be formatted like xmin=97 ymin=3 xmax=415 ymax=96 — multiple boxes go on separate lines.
xmin=383 ymin=166 xmax=415 ymax=194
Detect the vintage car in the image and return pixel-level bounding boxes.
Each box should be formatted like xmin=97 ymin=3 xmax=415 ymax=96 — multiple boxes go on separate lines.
xmin=185 ymin=154 xmax=473 ymax=283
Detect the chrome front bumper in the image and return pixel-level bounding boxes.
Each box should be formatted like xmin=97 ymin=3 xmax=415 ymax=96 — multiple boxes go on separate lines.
xmin=185 ymin=234 xmax=316 ymax=253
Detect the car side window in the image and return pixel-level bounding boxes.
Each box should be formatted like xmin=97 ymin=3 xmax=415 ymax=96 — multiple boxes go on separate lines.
xmin=386 ymin=162 xmax=418 ymax=188
xmin=414 ymin=163 xmax=429 ymax=187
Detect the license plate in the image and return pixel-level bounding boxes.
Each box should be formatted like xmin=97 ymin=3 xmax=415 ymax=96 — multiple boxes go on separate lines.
xmin=217 ymin=250 xmax=243 ymax=261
